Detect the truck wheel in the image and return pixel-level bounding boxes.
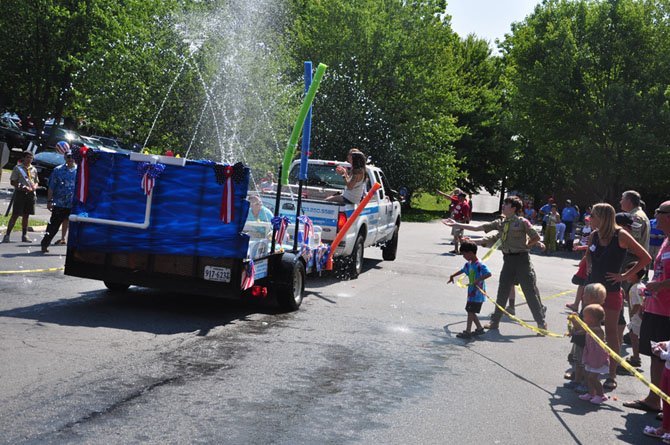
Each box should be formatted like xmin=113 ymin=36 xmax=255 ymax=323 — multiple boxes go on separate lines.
xmin=382 ymin=225 xmax=399 ymax=261
xmin=104 ymin=281 xmax=130 ymax=292
xmin=349 ymin=234 xmax=365 ymax=279
xmin=276 ymin=259 xmax=305 ymax=312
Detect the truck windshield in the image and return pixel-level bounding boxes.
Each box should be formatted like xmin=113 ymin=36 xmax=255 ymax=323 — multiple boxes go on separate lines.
xmin=288 ymin=164 xmax=347 ymax=189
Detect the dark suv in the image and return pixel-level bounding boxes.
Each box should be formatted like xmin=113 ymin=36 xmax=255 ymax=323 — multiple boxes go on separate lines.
xmin=0 ymin=116 xmax=37 ymax=165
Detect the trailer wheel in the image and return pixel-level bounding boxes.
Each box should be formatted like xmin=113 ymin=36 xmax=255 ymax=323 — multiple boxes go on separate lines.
xmin=382 ymin=225 xmax=399 ymax=261
xmin=276 ymin=259 xmax=305 ymax=312
xmin=104 ymin=281 xmax=130 ymax=292
xmin=348 ymin=234 xmax=365 ymax=279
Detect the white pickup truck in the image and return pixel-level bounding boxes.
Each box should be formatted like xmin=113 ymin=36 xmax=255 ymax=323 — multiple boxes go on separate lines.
xmin=259 ymin=159 xmax=401 ymax=278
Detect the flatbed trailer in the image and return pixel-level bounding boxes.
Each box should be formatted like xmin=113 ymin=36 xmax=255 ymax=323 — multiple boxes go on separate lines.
xmin=64 ymin=149 xmax=305 ymax=311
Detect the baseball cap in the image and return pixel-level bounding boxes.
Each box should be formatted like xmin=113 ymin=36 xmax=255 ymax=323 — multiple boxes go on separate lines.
xmin=655 ymin=200 xmax=670 ymax=214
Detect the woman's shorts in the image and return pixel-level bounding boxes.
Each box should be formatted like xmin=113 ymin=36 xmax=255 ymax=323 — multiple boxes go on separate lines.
xmin=572 ymin=257 xmax=588 ymax=286
xmin=465 ymin=301 xmax=483 ymax=314
xmin=603 ymin=289 xmax=623 ymax=311
xmin=12 ymin=191 xmax=36 ymax=215
xmin=639 ymin=312 xmax=670 ymax=356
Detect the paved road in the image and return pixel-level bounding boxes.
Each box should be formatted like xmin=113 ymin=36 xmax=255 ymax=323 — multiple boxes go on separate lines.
xmin=0 ymin=221 xmax=662 ymax=444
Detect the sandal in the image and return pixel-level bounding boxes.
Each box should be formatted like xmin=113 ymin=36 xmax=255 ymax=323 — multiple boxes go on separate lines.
xmin=603 ymin=378 xmax=617 ymax=391
xmin=643 ymin=425 xmax=667 ymax=438
xmin=54 ymin=239 xmax=67 ymax=245
xmin=565 ymin=303 xmax=578 ymax=312
xmin=624 ymin=399 xmax=660 ymax=412
xmin=625 ymin=356 xmax=642 ymax=368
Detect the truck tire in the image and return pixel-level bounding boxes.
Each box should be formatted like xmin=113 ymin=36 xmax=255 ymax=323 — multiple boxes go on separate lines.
xmin=382 ymin=225 xmax=399 ymax=261
xmin=349 ymin=234 xmax=365 ymax=279
xmin=104 ymin=281 xmax=130 ymax=292
xmin=276 ymin=258 xmax=305 ymax=312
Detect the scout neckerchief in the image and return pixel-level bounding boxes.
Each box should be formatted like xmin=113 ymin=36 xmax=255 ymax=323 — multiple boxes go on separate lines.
xmin=501 ymin=216 xmax=512 ymax=243
xmin=16 ymin=164 xmax=35 ymax=188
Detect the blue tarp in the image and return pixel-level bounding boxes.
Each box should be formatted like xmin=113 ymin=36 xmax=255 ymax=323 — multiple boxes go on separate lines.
xmin=69 ymin=152 xmax=250 ymax=258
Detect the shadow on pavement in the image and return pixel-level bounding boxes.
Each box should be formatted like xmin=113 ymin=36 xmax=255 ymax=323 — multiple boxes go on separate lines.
xmin=0 ymin=287 xmax=286 ymax=335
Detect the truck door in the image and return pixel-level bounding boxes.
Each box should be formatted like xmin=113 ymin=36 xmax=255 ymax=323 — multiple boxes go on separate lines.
xmin=373 ymin=169 xmax=394 ymax=241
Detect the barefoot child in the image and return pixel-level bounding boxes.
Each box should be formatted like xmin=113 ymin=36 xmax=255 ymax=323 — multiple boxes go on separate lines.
xmin=579 ymin=303 xmax=610 ymax=404
xmin=448 ymin=241 xmax=492 ymax=339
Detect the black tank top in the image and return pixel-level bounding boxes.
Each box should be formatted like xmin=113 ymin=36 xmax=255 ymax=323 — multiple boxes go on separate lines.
xmin=588 ymin=229 xmax=627 ymax=292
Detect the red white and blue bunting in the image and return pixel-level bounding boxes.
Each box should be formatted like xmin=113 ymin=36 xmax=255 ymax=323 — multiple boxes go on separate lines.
xmin=241 ymin=259 xmax=255 ymax=290
xmin=137 ymin=162 xmax=165 ymax=197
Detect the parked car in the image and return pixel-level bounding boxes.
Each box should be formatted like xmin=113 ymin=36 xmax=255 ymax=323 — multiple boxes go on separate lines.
xmin=0 ymin=116 xmax=37 ymax=166
xmin=91 ymin=135 xmax=123 ymax=151
xmin=32 ymin=150 xmax=68 ymax=188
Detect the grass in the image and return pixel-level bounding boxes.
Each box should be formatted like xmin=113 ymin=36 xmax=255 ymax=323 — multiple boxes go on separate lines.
xmin=402 ymin=192 xmax=451 ymax=222
xmin=0 ymin=215 xmax=48 ymax=231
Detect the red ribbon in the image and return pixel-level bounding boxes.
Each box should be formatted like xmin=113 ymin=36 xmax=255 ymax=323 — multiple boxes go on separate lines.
xmin=76 ymin=146 xmax=90 ymax=203
xmin=141 ymin=172 xmax=154 ymax=196
xmin=220 ymin=166 xmax=235 ymax=223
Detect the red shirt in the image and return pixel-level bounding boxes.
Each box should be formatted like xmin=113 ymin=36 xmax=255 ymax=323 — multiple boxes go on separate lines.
xmin=450 ymin=198 xmax=471 ymax=222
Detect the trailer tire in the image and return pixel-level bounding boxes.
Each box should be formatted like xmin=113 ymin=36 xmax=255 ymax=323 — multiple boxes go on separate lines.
xmin=348 ymin=234 xmax=365 ymax=279
xmin=276 ymin=258 xmax=305 ymax=312
xmin=104 ymin=281 xmax=130 ymax=292
xmin=382 ymin=225 xmax=399 ymax=261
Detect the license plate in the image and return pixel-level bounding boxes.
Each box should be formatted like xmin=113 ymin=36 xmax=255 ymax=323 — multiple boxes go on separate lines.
xmin=203 ymin=266 xmax=231 ymax=282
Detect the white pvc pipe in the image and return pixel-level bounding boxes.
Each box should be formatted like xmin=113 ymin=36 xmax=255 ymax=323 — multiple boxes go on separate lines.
xmin=69 ymin=192 xmax=154 ymax=229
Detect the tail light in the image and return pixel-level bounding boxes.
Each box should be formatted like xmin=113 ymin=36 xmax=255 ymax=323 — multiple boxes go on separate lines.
xmin=251 ymin=286 xmax=268 ymax=298
xmin=337 ymin=212 xmax=347 ymax=233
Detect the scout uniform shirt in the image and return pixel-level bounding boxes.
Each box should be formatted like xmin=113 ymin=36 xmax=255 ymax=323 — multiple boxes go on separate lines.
xmin=480 ymin=214 xmax=540 ymax=254
xmin=10 ymin=163 xmax=38 ymax=194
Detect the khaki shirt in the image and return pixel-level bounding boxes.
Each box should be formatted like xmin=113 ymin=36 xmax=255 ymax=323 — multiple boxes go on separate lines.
xmin=481 ymin=215 xmax=540 ymax=254
xmin=629 ymin=206 xmax=650 ymax=252
xmin=10 ymin=164 xmax=38 ymax=193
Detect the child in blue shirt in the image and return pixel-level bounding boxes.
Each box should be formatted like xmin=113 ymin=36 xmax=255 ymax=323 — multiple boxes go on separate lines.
xmin=448 ymin=241 xmax=492 ymax=339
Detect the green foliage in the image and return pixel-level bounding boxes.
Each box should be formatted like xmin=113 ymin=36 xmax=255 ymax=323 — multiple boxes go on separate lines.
xmin=286 ymin=0 xmax=468 ymax=194
xmin=501 ymin=0 xmax=670 ymax=204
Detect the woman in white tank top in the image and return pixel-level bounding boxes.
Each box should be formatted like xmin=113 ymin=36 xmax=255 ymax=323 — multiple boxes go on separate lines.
xmin=326 ymin=149 xmax=367 ymax=204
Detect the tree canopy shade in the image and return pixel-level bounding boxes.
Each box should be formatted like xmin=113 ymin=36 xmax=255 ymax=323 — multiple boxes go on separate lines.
xmin=501 ymin=0 xmax=670 ymax=204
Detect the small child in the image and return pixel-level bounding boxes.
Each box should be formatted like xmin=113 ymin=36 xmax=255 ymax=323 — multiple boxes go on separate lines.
xmin=448 ymin=241 xmax=492 ymax=339
xmin=643 ymin=341 xmax=670 ymax=440
xmin=579 ymin=303 xmax=610 ymax=404
xmin=567 ymin=283 xmax=606 ymax=392
xmin=565 ymin=217 xmax=592 ymax=312
xmin=625 ymin=263 xmax=647 ymax=368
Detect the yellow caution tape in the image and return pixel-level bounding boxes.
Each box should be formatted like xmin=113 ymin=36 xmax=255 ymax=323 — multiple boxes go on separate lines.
xmin=569 ymin=314 xmax=670 ymax=405
xmin=0 ymin=267 xmax=64 ymax=275
xmin=455 ymin=278 xmax=564 ymax=337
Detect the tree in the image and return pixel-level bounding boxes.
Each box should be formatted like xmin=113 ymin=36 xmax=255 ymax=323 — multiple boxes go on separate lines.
xmin=501 ymin=0 xmax=670 ymax=204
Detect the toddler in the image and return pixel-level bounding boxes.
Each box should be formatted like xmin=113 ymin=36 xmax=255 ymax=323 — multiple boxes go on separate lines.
xmin=642 ymin=341 xmax=670 ymax=440
xmin=567 ymin=283 xmax=606 ymax=393
xmin=448 ymin=241 xmax=492 ymax=339
xmin=579 ymin=304 xmax=610 ymax=404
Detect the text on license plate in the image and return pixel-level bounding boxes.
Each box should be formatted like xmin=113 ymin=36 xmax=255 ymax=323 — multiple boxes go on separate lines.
xmin=203 ymin=266 xmax=231 ymax=283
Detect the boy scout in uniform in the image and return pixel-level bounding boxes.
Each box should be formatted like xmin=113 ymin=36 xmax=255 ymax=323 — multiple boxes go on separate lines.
xmin=443 ymin=195 xmax=547 ymax=332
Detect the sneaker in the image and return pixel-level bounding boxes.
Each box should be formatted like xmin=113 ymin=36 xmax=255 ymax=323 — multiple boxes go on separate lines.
xmin=456 ymin=331 xmax=472 ymax=339
xmin=625 ymin=356 xmax=642 ymax=368
xmin=484 ymin=321 xmax=499 ymax=330
xmin=578 ymin=393 xmax=594 ymax=401
xmin=574 ymin=384 xmax=589 ymax=393
xmin=22 ymin=236 xmax=32 ymax=243
xmin=505 ymin=305 xmax=516 ymax=316
xmin=473 ymin=328 xmax=485 ymax=336
xmin=40 ymin=246 xmax=49 ymax=253
xmin=590 ymin=395 xmax=609 ymax=404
